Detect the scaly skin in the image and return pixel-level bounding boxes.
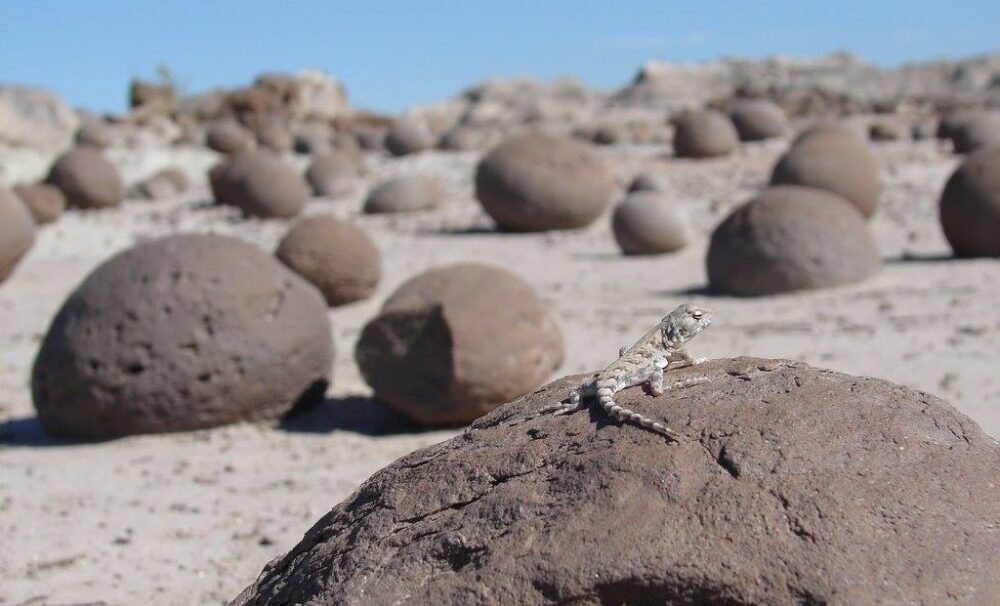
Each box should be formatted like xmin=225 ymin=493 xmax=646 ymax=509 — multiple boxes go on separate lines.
xmin=562 ymin=303 xmax=713 ymax=440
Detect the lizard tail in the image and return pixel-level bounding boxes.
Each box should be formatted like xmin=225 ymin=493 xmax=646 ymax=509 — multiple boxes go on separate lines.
xmin=597 ymin=380 xmax=682 ymax=441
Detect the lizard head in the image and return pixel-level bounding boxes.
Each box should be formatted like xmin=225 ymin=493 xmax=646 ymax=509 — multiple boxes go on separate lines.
xmin=662 ymin=303 xmax=713 ymax=345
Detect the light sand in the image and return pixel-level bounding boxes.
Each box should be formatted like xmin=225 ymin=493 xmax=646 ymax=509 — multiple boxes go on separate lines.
xmin=1 ymin=135 xmax=997 ymax=604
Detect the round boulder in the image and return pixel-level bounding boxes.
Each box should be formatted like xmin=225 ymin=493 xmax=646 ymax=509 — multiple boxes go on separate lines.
xmin=206 ymin=120 xmax=255 ymax=154
xmin=0 ymin=188 xmax=36 ymax=282
xmin=672 ymin=109 xmax=740 ymax=158
xmin=256 ymin=118 xmax=293 ymax=152
xmin=475 ymin=133 xmax=614 ymax=231
xmin=276 ymin=215 xmax=381 ymax=306
xmin=363 ymin=175 xmax=444 ymax=214
xmin=232 ymin=358 xmax=1000 ymax=606
xmin=947 ymin=112 xmax=1000 ymax=154
xmin=31 ymin=234 xmax=333 ymax=439
xmin=45 ymin=147 xmax=124 ymax=209
xmin=939 ymin=146 xmax=1000 ymax=257
xmin=627 ymin=171 xmax=671 ymax=193
xmin=212 ymin=150 xmax=308 ymax=218
xmin=384 ymin=119 xmax=435 ymax=156
xmin=13 ymin=184 xmax=65 ymax=224
xmin=770 ymin=131 xmax=881 ymax=218
xmin=355 ymin=263 xmax=564 ymax=426
xmin=74 ymin=122 xmax=113 ymax=149
xmin=707 ymin=186 xmax=882 ymax=295
xmin=611 ymin=191 xmax=690 ymax=255
xmin=728 ymin=99 xmax=787 ymax=141
xmin=305 ymin=150 xmax=363 ymax=197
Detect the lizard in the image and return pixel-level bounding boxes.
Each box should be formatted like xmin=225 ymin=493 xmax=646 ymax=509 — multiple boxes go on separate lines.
xmin=557 ymin=303 xmax=714 ymax=440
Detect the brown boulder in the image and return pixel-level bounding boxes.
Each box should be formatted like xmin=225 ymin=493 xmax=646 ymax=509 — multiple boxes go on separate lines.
xmin=475 ymin=133 xmax=614 ymax=231
xmin=232 ymin=358 xmax=1000 ymax=606
xmin=256 ymin=118 xmax=293 ymax=152
xmin=276 ymin=215 xmax=381 ymax=306
xmin=31 ymin=234 xmax=333 ymax=439
xmin=13 ymin=184 xmax=65 ymax=224
xmin=74 ymin=122 xmax=113 ymax=149
xmin=0 ymin=187 xmax=35 ymax=282
xmin=384 ymin=119 xmax=435 ymax=156
xmin=305 ymin=150 xmax=363 ymax=197
xmin=672 ymin=109 xmax=740 ymax=158
xmin=355 ymin=263 xmax=564 ymax=426
xmin=939 ymin=146 xmax=1000 ymax=257
xmin=206 ymin=120 xmax=255 ymax=154
xmin=627 ymin=171 xmax=670 ymax=193
xmin=948 ymin=112 xmax=1000 ymax=154
xmin=770 ymin=131 xmax=881 ymax=218
xmin=611 ymin=191 xmax=690 ymax=255
xmin=707 ymin=186 xmax=881 ymax=295
xmin=728 ymin=99 xmax=787 ymax=141
xmin=363 ymin=175 xmax=444 ymax=214
xmin=45 ymin=147 xmax=124 ymax=209
xmin=211 ymin=150 xmax=308 ymax=218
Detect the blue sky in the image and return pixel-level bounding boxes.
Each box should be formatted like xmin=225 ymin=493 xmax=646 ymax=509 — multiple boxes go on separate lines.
xmin=1 ymin=1 xmax=997 ymax=114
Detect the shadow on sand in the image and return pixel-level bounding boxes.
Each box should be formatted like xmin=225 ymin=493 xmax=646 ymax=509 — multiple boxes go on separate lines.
xmin=279 ymin=396 xmax=429 ymax=436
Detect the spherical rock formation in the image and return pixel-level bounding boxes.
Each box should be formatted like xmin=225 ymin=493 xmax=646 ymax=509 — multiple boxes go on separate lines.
xmin=384 ymin=119 xmax=435 ymax=156
xmin=31 ymin=234 xmax=333 ymax=439
xmin=256 ymin=118 xmax=293 ymax=152
xmin=212 ymin=150 xmax=308 ymax=218
xmin=355 ymin=263 xmax=564 ymax=426
xmin=74 ymin=122 xmax=113 ymax=149
xmin=707 ymin=186 xmax=881 ymax=295
xmin=439 ymin=126 xmax=499 ymax=151
xmin=0 ymin=187 xmax=35 ymax=282
xmin=128 ymin=168 xmax=187 ymax=201
xmin=276 ymin=215 xmax=381 ymax=306
xmin=305 ymin=150 xmax=362 ymax=197
xmin=793 ymin=120 xmax=864 ymax=145
xmin=45 ymin=147 xmax=124 ymax=209
xmin=672 ymin=109 xmax=740 ymax=158
xmin=947 ymin=112 xmax=1000 ymax=154
xmin=232 ymin=358 xmax=1000 ymax=606
xmin=206 ymin=120 xmax=255 ymax=154
xmin=770 ymin=131 xmax=881 ymax=218
xmin=475 ymin=133 xmax=614 ymax=231
xmin=611 ymin=191 xmax=690 ymax=255
xmin=939 ymin=146 xmax=1000 ymax=257
xmin=728 ymin=99 xmax=787 ymax=141
xmin=363 ymin=175 xmax=444 ymax=214
xmin=13 ymin=183 xmax=65 ymax=224
xmin=627 ymin=171 xmax=670 ymax=193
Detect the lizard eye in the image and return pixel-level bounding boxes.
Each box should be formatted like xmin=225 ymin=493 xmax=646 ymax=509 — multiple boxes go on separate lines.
xmin=691 ymin=311 xmax=703 ymax=319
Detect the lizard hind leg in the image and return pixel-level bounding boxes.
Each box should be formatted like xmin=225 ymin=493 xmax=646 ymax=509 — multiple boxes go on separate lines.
xmin=600 ymin=393 xmax=684 ymax=441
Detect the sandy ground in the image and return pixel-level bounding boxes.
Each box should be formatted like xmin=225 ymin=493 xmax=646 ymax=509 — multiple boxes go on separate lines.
xmin=1 ymin=134 xmax=997 ymax=605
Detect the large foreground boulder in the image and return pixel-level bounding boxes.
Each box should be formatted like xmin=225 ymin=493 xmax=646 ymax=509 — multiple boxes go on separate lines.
xmin=475 ymin=133 xmax=614 ymax=231
xmin=707 ymin=186 xmax=881 ymax=295
xmin=32 ymin=234 xmax=333 ymax=439
xmin=0 ymin=188 xmax=36 ymax=282
xmin=939 ymin=146 xmax=1000 ymax=257
xmin=355 ymin=263 xmax=564 ymax=426
xmin=232 ymin=357 xmax=1000 ymax=605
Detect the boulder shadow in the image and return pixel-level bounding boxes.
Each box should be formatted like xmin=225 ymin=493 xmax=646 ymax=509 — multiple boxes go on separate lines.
xmin=0 ymin=416 xmax=88 ymax=448
xmin=884 ymin=252 xmax=956 ymax=264
xmin=418 ymin=224 xmax=505 ymax=236
xmin=280 ymin=396 xmax=428 ymax=436
xmin=651 ymin=284 xmax=715 ymax=297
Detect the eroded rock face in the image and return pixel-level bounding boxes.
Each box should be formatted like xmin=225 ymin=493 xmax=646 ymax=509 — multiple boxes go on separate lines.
xmin=32 ymin=234 xmax=333 ymax=439
xmin=355 ymin=263 xmax=564 ymax=426
xmin=232 ymin=357 xmax=1000 ymax=606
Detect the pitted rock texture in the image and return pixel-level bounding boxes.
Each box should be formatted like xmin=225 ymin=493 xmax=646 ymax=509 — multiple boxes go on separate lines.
xmin=31 ymin=234 xmax=334 ymax=439
xmin=232 ymin=358 xmax=1000 ymax=606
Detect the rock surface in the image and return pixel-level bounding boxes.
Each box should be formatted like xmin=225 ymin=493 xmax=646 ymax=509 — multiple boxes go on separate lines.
xmin=355 ymin=263 xmax=563 ymax=426
xmin=0 ymin=85 xmax=78 ymax=149
xmin=728 ymin=98 xmax=788 ymax=141
xmin=13 ymin=183 xmax=65 ymax=224
xmin=31 ymin=234 xmax=334 ymax=439
xmin=305 ymin=150 xmax=362 ymax=198
xmin=672 ymin=109 xmax=740 ymax=158
xmin=363 ymin=175 xmax=444 ymax=214
xmin=232 ymin=357 xmax=1000 ymax=606
xmin=611 ymin=191 xmax=690 ymax=255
